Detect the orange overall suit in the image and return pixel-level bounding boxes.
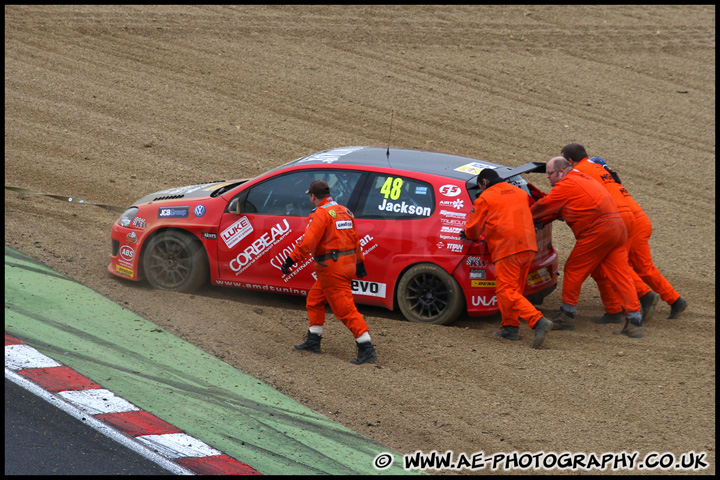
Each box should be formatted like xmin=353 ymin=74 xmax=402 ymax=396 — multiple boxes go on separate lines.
xmin=572 ymin=158 xmax=640 ymax=311
xmin=530 ymin=169 xmax=641 ymax=315
xmin=464 ymin=182 xmax=542 ymax=328
xmin=597 ymin=185 xmax=681 ymax=313
xmin=288 ymin=197 xmax=369 ymax=339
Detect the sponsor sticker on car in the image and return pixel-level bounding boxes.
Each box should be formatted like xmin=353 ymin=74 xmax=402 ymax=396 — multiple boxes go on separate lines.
xmin=527 ymin=267 xmax=551 ymax=286
xmin=439 ymin=199 xmax=465 ymax=210
xmin=454 ymin=162 xmax=498 ymax=175
xmin=119 ymin=245 xmax=135 ymax=262
xmin=115 ymin=264 xmax=133 ymax=277
xmin=221 ymin=216 xmax=253 ymax=249
xmin=438 ymin=184 xmax=462 ymax=197
xmin=377 ymin=199 xmax=431 ymax=216
xmin=159 ymin=206 xmax=189 ymax=218
xmin=351 ymin=279 xmax=387 ymax=298
xmin=469 ymin=269 xmax=486 ymax=279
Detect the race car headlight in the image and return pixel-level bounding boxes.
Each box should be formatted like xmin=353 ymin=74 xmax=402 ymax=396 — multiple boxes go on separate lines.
xmin=118 ymin=207 xmax=139 ymax=227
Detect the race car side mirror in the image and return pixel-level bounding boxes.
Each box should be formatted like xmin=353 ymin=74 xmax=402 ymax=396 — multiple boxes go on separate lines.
xmin=228 ymin=198 xmax=241 ymax=214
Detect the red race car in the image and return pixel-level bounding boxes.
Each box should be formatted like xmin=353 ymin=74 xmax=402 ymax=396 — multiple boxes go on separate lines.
xmin=109 ymin=146 xmax=558 ymax=325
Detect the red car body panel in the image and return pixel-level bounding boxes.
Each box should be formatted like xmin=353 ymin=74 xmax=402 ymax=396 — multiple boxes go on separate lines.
xmin=109 ymin=147 xmax=558 ymax=320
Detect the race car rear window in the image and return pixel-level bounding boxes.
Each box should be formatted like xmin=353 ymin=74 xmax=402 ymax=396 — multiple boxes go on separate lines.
xmin=243 ymin=169 xmax=363 ymax=217
xmin=356 ymin=174 xmax=434 ymax=219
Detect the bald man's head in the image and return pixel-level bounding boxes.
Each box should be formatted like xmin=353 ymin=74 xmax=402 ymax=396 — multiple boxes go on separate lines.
xmin=547 ymin=156 xmax=570 ymax=186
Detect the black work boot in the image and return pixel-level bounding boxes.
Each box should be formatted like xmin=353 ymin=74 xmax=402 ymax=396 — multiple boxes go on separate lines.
xmin=639 ymin=291 xmax=660 ymax=322
xmin=293 ymin=331 xmax=322 ymax=354
xmin=616 ymin=317 xmax=643 ymax=338
xmin=493 ymin=325 xmax=520 ymax=341
xmin=551 ymin=308 xmax=576 ymax=331
xmin=349 ymin=341 xmax=378 ymax=364
xmin=592 ymin=311 xmax=624 ymax=324
xmin=531 ymin=317 xmax=553 ymax=349
xmin=668 ymin=297 xmax=688 ymax=319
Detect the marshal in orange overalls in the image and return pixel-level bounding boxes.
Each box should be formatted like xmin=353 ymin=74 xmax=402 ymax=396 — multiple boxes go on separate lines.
xmin=531 ymin=169 xmax=641 ymax=316
xmin=464 ymin=182 xmax=542 ymax=329
xmin=595 ymin=183 xmax=681 ymax=313
xmin=288 ymin=197 xmax=369 ymax=339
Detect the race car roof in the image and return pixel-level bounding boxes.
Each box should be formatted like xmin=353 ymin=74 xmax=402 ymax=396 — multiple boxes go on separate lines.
xmin=290 ymin=146 xmax=513 ymax=181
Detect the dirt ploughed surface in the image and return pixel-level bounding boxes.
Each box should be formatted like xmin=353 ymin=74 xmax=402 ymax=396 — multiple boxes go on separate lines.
xmin=5 ymin=5 xmax=715 ymax=474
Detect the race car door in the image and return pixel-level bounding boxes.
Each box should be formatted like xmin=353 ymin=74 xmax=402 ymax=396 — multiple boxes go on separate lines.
xmin=215 ymin=168 xmax=365 ymax=294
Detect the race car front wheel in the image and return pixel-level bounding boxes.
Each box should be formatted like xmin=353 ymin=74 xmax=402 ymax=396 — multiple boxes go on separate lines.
xmin=142 ymin=230 xmax=208 ymax=292
xmin=397 ymin=263 xmax=465 ymax=325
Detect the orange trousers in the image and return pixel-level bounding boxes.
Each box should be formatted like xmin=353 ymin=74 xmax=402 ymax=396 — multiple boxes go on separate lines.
xmin=494 ymin=250 xmax=544 ymax=328
xmin=563 ymin=216 xmax=641 ymax=314
xmin=306 ymin=254 xmax=369 ymax=338
xmin=595 ymin=213 xmax=680 ymax=312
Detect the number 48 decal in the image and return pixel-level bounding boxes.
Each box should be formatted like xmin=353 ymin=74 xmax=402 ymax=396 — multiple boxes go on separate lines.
xmin=380 ymin=176 xmax=403 ymax=200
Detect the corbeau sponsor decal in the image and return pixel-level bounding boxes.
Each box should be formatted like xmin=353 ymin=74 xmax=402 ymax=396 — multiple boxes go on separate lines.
xmin=159 ymin=206 xmax=189 ymax=218
xmin=230 ymin=219 xmax=291 ymax=274
xmin=438 ymin=184 xmax=462 ymax=197
xmin=336 ymin=220 xmax=352 ymax=230
xmin=472 ymin=295 xmax=497 ymax=307
xmin=377 ymin=199 xmax=431 ymax=217
xmin=221 ymin=216 xmax=253 ymax=249
xmin=351 ymin=280 xmax=387 ymax=298
xmin=119 ymin=245 xmax=135 ymax=262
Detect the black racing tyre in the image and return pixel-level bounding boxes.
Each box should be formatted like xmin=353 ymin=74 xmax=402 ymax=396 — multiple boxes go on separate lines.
xmin=142 ymin=230 xmax=208 ymax=292
xmin=396 ymin=263 xmax=465 ymax=325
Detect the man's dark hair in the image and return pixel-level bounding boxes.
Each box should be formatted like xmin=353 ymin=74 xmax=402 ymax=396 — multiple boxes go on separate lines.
xmin=561 ymin=143 xmax=588 ymax=162
xmin=306 ymin=180 xmax=330 ymax=198
xmin=478 ymin=168 xmax=500 ymax=183
xmin=477 ymin=168 xmax=504 ymax=192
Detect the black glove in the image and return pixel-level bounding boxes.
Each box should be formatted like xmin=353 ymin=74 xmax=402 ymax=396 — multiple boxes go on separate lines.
xmin=280 ymin=257 xmax=294 ymax=275
xmin=459 ymin=230 xmax=469 ymax=241
xmin=356 ymin=262 xmax=367 ymax=278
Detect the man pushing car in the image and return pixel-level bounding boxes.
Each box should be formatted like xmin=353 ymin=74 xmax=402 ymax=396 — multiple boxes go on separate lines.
xmin=460 ymin=168 xmax=554 ymax=349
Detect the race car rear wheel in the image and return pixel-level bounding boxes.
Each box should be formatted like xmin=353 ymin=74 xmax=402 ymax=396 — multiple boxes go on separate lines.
xmin=142 ymin=230 xmax=208 ymax=292
xmin=397 ymin=263 xmax=465 ymax=325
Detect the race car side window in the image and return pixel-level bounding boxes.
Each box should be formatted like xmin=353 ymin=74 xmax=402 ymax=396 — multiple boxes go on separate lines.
xmin=242 ymin=170 xmax=364 ymax=217
xmin=355 ymin=174 xmax=435 ymax=219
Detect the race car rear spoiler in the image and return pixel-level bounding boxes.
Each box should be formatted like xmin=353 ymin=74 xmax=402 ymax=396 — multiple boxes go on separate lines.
xmin=498 ymin=161 xmax=546 ymax=178
xmin=465 ymin=161 xmax=546 ymax=191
